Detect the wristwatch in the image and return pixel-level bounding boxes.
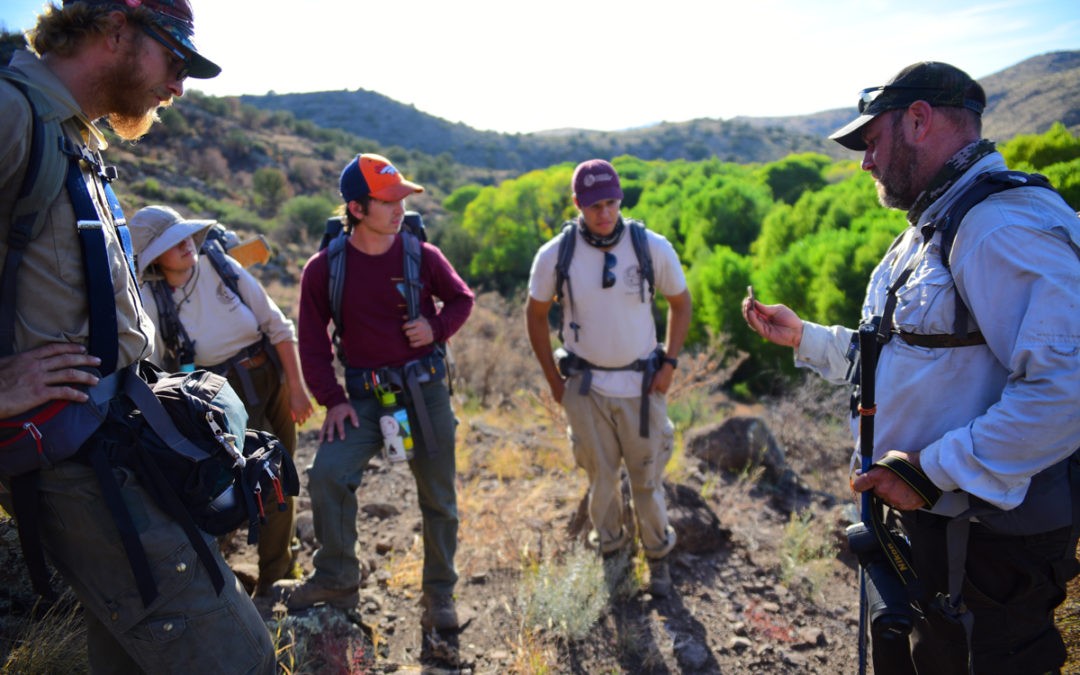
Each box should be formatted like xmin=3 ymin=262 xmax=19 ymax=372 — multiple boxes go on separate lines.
xmin=662 ymin=356 xmax=678 ymax=369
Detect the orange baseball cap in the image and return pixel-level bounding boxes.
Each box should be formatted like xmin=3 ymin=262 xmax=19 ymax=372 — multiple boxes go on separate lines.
xmin=339 ymin=153 xmax=424 ymax=203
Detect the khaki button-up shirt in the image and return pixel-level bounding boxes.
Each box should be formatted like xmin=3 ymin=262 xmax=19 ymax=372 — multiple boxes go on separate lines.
xmin=0 ymin=50 xmax=154 ymax=367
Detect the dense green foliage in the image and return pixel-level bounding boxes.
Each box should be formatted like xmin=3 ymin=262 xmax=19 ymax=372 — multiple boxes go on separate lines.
xmin=442 ymin=125 xmax=1080 ymax=386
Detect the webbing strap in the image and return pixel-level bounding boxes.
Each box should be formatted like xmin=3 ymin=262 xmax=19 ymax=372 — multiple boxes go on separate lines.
xmin=65 ymin=140 xmax=133 ymax=376
xmin=122 ymin=374 xmax=211 ymax=463
xmin=403 ymin=363 xmax=440 ymax=458
xmin=9 ymin=472 xmax=53 ymax=600
xmin=129 ymin=430 xmax=227 ymax=597
xmin=149 ymin=279 xmax=197 ymax=370
xmin=939 ymin=512 xmax=979 ymax=675
xmin=0 ymin=80 xmax=47 ymax=360
xmin=89 ymin=443 xmax=159 ymax=607
xmin=896 ymin=331 xmax=985 ymax=348
xmin=562 ymin=349 xmax=662 ymax=438
xmin=873 ymin=455 xmax=943 ymax=507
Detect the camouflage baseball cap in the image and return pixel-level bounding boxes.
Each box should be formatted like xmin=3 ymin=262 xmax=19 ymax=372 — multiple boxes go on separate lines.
xmin=64 ymin=0 xmax=220 ymax=78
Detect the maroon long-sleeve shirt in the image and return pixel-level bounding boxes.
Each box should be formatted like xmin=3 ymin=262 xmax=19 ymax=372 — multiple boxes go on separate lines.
xmin=298 ymin=234 xmax=474 ymax=409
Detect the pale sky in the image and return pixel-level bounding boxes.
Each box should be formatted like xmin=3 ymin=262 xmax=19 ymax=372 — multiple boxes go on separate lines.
xmin=3 ymin=0 xmax=1078 ymax=134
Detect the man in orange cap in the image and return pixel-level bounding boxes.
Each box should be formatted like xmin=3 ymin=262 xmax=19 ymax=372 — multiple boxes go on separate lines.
xmin=287 ymin=154 xmax=475 ymax=635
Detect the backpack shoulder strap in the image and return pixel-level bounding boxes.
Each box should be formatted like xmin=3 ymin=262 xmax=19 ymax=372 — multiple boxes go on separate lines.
xmin=0 ymin=67 xmax=67 ymax=239
xmin=553 ymin=221 xmax=577 ymax=343
xmin=935 ymin=170 xmax=1059 ymax=336
xmin=200 ymin=236 xmax=242 ymax=301
xmin=626 ymin=219 xmax=655 ymax=304
xmin=147 ymin=278 xmax=194 ymax=370
xmin=327 ymin=233 xmax=348 ymax=331
xmin=401 ymin=230 xmax=423 ymax=322
xmin=554 ymin=221 xmax=576 ymax=304
xmin=0 ymin=67 xmax=68 ymax=358
xmin=937 ymin=170 xmax=1057 ymax=270
xmin=326 ymin=232 xmax=349 ymax=366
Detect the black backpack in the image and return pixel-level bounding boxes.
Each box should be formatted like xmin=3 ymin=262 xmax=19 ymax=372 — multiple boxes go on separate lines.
xmin=116 ymin=364 xmax=299 ymax=606
xmin=320 ymin=211 xmax=427 ymax=367
xmin=554 ymin=218 xmax=654 ymax=343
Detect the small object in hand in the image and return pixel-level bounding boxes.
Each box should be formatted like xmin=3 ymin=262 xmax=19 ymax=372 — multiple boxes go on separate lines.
xmin=747 ymin=285 xmax=755 ymax=303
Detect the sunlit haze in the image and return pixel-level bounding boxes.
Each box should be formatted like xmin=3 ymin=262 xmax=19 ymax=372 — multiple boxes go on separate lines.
xmin=3 ymin=0 xmax=1078 ymax=134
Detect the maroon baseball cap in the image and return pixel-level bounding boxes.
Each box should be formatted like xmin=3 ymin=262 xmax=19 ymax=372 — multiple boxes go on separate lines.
xmin=64 ymin=0 xmax=221 ymax=79
xmin=572 ymin=159 xmax=623 ymax=208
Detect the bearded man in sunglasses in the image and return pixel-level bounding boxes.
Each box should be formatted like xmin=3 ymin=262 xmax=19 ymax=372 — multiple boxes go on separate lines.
xmin=744 ymin=62 xmax=1080 ymax=674
xmin=0 ymin=1 xmax=276 ymax=672
xmin=526 ymin=159 xmax=692 ymax=598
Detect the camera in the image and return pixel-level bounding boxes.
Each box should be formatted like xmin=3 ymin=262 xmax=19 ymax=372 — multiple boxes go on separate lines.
xmin=846 ymin=521 xmax=914 ymax=640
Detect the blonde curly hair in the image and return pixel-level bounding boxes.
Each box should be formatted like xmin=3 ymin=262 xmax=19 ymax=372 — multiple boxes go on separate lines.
xmin=27 ymin=2 xmax=155 ymax=57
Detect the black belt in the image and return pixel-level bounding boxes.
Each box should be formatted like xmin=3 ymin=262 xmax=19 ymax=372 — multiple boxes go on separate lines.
xmin=345 ymin=351 xmax=447 ymax=456
xmin=559 ymin=348 xmax=663 ymax=438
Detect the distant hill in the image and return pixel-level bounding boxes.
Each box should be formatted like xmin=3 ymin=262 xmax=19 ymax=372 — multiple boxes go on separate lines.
xmin=737 ymin=51 xmax=1080 ymax=144
xmin=240 ymin=90 xmax=840 ymax=171
xmin=242 ymin=50 xmax=1080 ymax=171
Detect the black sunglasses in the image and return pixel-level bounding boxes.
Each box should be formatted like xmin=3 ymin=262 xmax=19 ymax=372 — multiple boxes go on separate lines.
xmin=602 ymin=252 xmax=617 ymax=289
xmin=856 ymin=85 xmax=972 ymax=114
xmin=141 ymin=25 xmax=191 ymax=81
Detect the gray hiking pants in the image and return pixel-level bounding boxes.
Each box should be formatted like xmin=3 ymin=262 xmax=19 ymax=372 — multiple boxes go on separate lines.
xmin=306 ymin=379 xmax=459 ymax=595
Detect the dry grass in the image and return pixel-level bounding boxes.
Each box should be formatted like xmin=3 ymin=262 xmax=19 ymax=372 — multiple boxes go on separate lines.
xmin=779 ymin=508 xmax=839 ymax=602
xmin=1057 ymin=545 xmax=1080 ymax=673
xmin=2 ymin=592 xmax=87 ymax=674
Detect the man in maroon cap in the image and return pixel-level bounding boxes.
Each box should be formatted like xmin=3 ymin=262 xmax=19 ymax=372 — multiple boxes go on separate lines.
xmin=526 ymin=159 xmax=692 ymax=598
xmin=0 ymin=2 xmax=275 ymax=672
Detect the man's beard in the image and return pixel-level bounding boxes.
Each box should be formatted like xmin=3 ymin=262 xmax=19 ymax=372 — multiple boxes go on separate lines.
xmin=875 ymin=116 xmax=920 ymax=211
xmin=95 ymin=36 xmax=167 ymax=141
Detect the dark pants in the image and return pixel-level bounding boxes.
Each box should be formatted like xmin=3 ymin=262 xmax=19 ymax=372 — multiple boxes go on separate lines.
xmin=306 ymin=379 xmax=458 ymax=595
xmin=226 ymin=357 xmax=297 ymax=587
xmin=40 ymin=402 xmax=275 ymax=674
xmin=872 ymin=510 xmax=1079 ymax=675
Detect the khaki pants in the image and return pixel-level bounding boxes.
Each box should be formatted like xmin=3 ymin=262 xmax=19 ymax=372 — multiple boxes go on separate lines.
xmin=39 ymin=456 xmax=275 ymax=674
xmin=562 ymin=377 xmax=676 ymax=558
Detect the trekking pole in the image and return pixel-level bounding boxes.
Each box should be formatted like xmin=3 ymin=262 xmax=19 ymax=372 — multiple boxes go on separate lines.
xmin=855 ymin=323 xmax=878 ymax=675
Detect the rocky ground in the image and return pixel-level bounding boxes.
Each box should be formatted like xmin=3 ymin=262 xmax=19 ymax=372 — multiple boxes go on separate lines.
xmin=219 ymin=381 xmax=867 ymax=674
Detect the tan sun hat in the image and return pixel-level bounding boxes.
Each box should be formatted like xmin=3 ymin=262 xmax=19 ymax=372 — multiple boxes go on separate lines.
xmin=129 ymin=205 xmax=215 ymax=278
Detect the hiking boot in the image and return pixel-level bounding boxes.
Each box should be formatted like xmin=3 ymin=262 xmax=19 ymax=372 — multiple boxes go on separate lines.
xmin=277 ymin=577 xmax=359 ymax=610
xmin=647 ymin=557 xmax=672 ymax=598
xmin=420 ymin=592 xmax=459 ymax=632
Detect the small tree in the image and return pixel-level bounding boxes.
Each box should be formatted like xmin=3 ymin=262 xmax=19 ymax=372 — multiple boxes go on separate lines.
xmin=252 ymin=167 xmax=291 ymax=217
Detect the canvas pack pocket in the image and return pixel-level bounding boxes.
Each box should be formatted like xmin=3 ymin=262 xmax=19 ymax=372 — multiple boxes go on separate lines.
xmin=0 ymin=374 xmax=116 ymax=475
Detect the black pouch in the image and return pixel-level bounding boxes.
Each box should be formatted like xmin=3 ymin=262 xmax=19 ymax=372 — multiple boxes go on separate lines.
xmin=123 ymin=364 xmax=299 ymax=540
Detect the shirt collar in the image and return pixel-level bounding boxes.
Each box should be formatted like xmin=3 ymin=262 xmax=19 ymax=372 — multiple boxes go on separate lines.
xmin=10 ymin=50 xmax=110 ymax=152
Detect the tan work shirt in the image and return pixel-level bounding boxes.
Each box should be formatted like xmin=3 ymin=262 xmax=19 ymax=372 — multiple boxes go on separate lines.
xmin=0 ymin=51 xmax=154 ymax=367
